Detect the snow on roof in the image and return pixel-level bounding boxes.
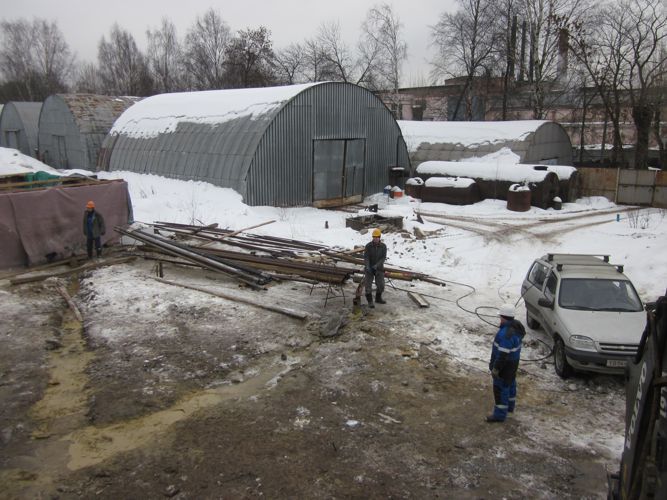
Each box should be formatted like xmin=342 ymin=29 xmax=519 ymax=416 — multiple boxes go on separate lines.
xmin=417 ymin=160 xmax=554 ymax=183
xmin=0 ymin=147 xmax=60 ymax=176
xmin=543 ymin=165 xmax=577 ymax=180
xmin=461 ymin=148 xmax=576 ymax=180
xmin=424 ymin=176 xmax=475 ymax=188
xmin=111 ymin=83 xmax=321 ymax=139
xmin=398 ymin=119 xmax=550 ymax=151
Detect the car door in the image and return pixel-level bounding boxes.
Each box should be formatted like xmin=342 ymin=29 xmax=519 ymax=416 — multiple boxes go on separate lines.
xmin=522 ymin=261 xmax=549 ymax=321
xmin=539 ymin=271 xmax=559 ymax=336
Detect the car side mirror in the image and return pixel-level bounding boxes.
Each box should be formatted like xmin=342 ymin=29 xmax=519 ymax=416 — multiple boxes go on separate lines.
xmin=538 ymin=297 xmax=554 ymax=309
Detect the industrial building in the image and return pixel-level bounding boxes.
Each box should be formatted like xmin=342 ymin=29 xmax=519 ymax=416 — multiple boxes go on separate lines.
xmin=0 ymin=102 xmax=42 ymax=156
xmin=38 ymin=94 xmax=139 ymax=170
xmin=99 ymin=82 xmax=410 ymax=207
xmin=398 ymin=120 xmax=573 ymax=168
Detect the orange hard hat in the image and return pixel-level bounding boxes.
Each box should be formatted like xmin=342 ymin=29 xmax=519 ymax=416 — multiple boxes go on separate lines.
xmin=86 ymin=200 xmax=95 ymax=208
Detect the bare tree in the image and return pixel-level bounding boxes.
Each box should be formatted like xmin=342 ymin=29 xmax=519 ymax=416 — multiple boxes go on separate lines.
xmin=274 ymin=43 xmax=305 ymax=84
xmin=146 ymin=17 xmax=186 ymax=93
xmin=301 ymin=38 xmax=336 ymax=82
xmin=184 ymin=9 xmax=231 ymax=90
xmin=518 ymin=0 xmax=590 ymax=118
xmin=98 ymin=24 xmax=153 ymax=96
xmin=570 ymin=0 xmax=666 ymax=168
xmin=32 ymin=19 xmax=75 ymax=93
xmin=430 ymin=0 xmax=497 ymax=119
xmin=317 ymin=21 xmax=358 ymax=82
xmin=569 ymin=6 xmax=628 ymax=164
xmin=0 ymin=18 xmax=74 ymax=100
xmin=73 ymin=62 xmax=103 ymax=93
xmin=361 ymin=3 xmax=407 ymax=114
xmin=488 ymin=0 xmax=521 ymax=120
xmin=223 ymin=26 xmax=276 ymax=88
xmin=623 ymin=0 xmax=667 ymax=168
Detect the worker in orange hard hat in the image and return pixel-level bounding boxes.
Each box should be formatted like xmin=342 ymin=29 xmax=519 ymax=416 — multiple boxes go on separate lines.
xmin=82 ymin=200 xmax=106 ymax=258
xmin=362 ymin=228 xmax=387 ymax=308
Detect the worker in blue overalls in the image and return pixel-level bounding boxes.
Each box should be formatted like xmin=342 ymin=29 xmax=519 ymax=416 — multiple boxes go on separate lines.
xmin=487 ymin=303 xmax=526 ymax=422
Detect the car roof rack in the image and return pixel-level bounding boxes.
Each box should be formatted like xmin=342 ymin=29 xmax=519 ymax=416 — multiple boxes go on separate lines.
xmin=555 ymin=262 xmax=624 ymax=273
xmin=547 ymin=253 xmax=610 ymax=263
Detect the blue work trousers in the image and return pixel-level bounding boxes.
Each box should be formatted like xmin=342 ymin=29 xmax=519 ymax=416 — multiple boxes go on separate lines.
xmin=492 ymin=376 xmax=517 ymax=421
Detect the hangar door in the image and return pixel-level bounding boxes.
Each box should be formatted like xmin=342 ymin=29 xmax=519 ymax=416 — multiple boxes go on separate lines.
xmin=3 ymin=130 xmax=19 ymax=149
xmin=313 ymin=139 xmax=365 ymax=207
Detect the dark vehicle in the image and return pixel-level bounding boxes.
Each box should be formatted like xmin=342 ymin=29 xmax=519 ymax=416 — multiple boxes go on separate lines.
xmin=608 ymin=291 xmax=667 ymax=499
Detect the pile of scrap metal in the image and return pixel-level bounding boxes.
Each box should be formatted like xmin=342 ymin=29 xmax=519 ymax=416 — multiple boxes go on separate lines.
xmin=117 ymin=222 xmax=445 ymax=292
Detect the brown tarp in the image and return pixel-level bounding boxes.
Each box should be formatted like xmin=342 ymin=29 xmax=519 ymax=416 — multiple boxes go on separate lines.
xmin=0 ymin=180 xmax=131 ymax=268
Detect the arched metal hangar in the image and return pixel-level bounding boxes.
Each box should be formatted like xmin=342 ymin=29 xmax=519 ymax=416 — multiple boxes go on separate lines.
xmin=100 ymin=82 xmax=410 ymax=207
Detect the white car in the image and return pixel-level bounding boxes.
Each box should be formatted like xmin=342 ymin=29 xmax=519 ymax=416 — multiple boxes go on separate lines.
xmin=521 ymin=253 xmax=646 ymax=378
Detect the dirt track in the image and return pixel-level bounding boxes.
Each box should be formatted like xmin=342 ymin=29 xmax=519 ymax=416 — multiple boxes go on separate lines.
xmin=0 ymin=250 xmax=625 ymax=499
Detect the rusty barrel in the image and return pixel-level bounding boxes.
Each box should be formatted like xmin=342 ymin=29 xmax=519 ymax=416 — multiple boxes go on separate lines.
xmin=507 ymin=184 xmax=531 ymax=212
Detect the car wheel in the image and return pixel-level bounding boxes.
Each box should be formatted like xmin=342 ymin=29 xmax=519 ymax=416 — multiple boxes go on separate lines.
xmin=526 ymin=311 xmax=540 ymax=329
xmin=554 ymin=336 xmax=573 ymax=379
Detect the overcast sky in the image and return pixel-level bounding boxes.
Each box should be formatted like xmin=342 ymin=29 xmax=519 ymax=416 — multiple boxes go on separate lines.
xmin=3 ymin=0 xmax=456 ymax=86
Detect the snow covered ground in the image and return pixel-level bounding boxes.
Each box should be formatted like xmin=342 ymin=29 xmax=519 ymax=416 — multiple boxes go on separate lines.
xmin=88 ymin=168 xmax=665 ymax=467
xmin=3 ymin=145 xmax=667 ymax=494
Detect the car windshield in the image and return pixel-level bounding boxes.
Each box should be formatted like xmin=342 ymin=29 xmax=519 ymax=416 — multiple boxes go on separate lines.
xmin=558 ymin=278 xmax=643 ymax=312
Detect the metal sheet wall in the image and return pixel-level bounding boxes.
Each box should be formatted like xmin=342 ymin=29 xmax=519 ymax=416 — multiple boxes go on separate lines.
xmin=407 ymin=122 xmax=572 ymax=168
xmin=0 ymin=102 xmax=42 ymax=156
xmin=107 ymin=114 xmax=273 ymax=195
xmin=106 ymin=82 xmax=409 ymax=207
xmin=528 ymin=122 xmax=573 ymax=165
xmin=39 ymin=94 xmax=137 ymax=171
xmin=38 ymin=96 xmax=86 ymax=169
xmin=247 ymin=82 xmax=410 ymax=206
xmin=577 ymin=168 xmax=667 ymax=207
xmin=617 ymin=169 xmax=656 ymax=205
xmin=655 ymin=171 xmax=667 ymax=209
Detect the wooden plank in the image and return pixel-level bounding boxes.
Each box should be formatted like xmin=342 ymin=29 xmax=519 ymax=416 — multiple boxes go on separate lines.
xmin=10 ymin=257 xmax=136 ymax=285
xmin=0 ymin=256 xmax=85 ymax=280
xmin=0 ymin=177 xmax=107 ymax=190
xmin=407 ymin=291 xmax=430 ymax=308
xmin=56 ymin=285 xmax=83 ymax=322
xmin=152 ymin=277 xmax=309 ymax=320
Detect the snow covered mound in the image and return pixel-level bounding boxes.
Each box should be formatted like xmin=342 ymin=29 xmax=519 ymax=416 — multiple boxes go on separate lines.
xmin=0 ymin=147 xmax=60 ymax=176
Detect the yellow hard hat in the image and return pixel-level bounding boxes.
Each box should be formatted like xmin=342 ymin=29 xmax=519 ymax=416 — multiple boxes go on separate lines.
xmin=372 ymin=228 xmax=381 ymax=238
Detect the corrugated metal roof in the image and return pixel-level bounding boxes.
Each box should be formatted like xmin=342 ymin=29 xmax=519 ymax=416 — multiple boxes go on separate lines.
xmin=57 ymin=94 xmax=140 ymax=134
xmin=110 ymin=83 xmax=318 ymax=138
xmin=0 ymin=102 xmax=42 ymax=155
xmin=400 ymin=120 xmax=573 ymax=166
xmin=39 ymin=94 xmax=139 ymax=170
xmin=104 ymin=82 xmax=410 ymax=207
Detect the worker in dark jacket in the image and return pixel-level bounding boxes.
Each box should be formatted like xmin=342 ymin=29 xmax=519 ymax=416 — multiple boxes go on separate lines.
xmin=363 ymin=228 xmax=387 ymax=308
xmin=83 ymin=200 xmax=106 ymax=258
xmin=487 ymin=303 xmax=526 ymax=422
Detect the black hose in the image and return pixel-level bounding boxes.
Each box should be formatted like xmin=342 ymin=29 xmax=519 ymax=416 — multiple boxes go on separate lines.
xmin=390 ymin=277 xmax=555 ymax=363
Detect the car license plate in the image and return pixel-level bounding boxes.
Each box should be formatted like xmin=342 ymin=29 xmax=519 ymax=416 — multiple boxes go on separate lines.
xmin=607 ymin=359 xmax=627 ymax=368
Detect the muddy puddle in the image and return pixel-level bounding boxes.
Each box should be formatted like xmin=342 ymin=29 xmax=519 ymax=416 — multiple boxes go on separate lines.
xmin=65 ymin=359 xmax=292 ymax=471
xmin=2 ymin=277 xmax=298 ymax=498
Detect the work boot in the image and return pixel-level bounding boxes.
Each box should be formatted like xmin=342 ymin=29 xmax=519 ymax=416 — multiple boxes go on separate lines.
xmin=96 ymin=249 xmax=102 ymax=258
xmin=375 ymin=292 xmax=386 ymax=304
xmin=366 ymin=294 xmax=374 ymax=308
xmin=485 ymin=415 xmax=505 ymax=423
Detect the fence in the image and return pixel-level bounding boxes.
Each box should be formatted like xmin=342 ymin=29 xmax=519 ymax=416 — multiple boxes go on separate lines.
xmin=577 ymin=168 xmax=667 ymax=208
